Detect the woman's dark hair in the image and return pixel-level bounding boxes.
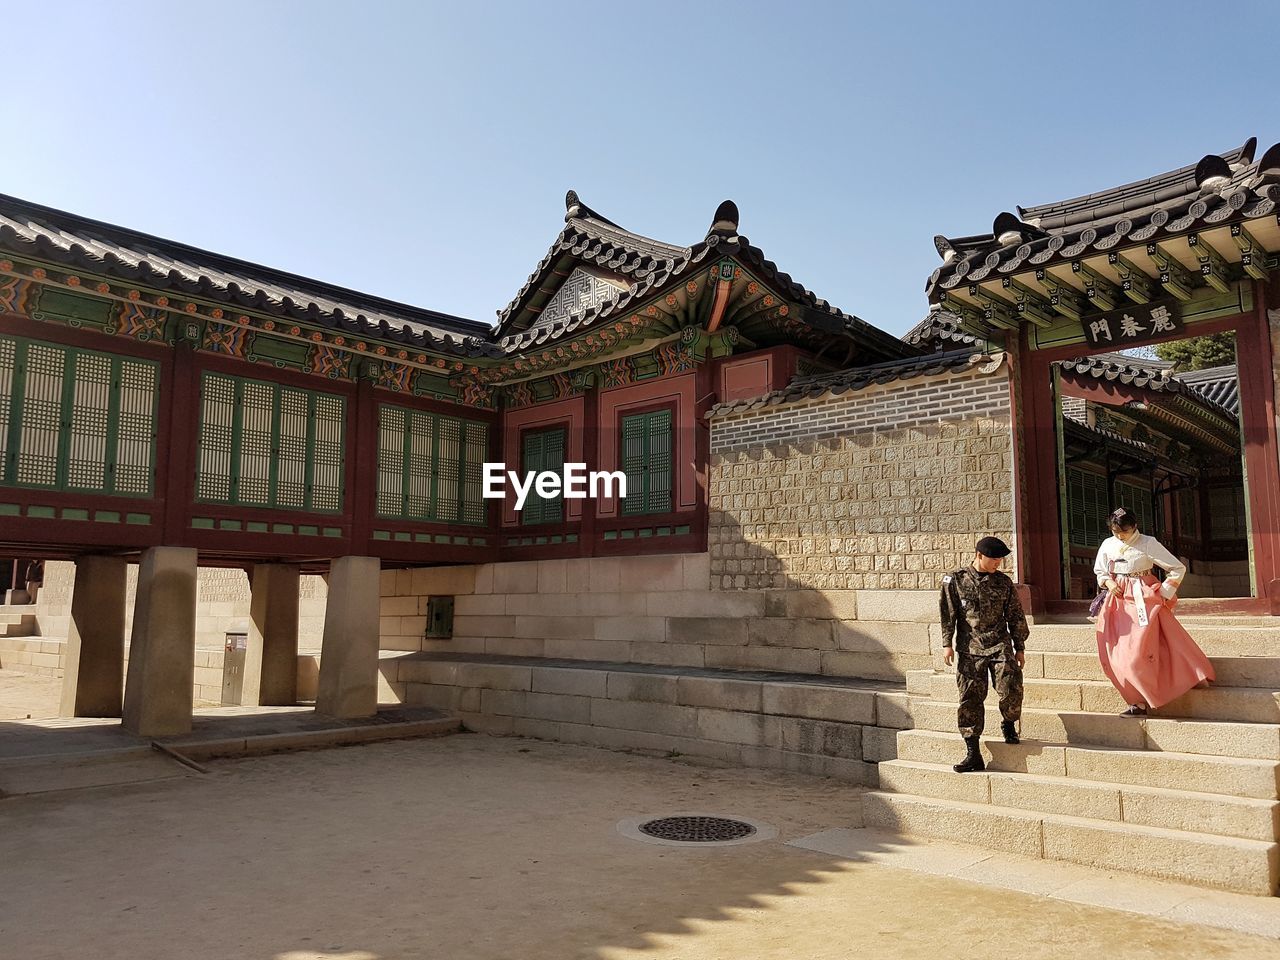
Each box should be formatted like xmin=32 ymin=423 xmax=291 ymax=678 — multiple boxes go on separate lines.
xmin=1107 ymin=507 xmax=1138 ymax=531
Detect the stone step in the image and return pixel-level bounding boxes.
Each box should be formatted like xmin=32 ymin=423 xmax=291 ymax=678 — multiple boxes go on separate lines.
xmin=1026 ymin=623 xmax=1280 ymax=656
xmin=1033 ymin=652 xmax=1280 ymax=689
xmin=926 ymin=672 xmax=1280 ymax=723
xmin=1038 ymin=613 xmax=1278 ymax=628
xmin=0 ymin=613 xmax=36 ymax=637
xmin=905 ymin=697 xmax=1280 ymax=760
xmin=877 ymin=759 xmax=1280 ymax=842
xmin=861 ymin=791 xmax=1279 ymax=896
xmin=390 ymin=653 xmax=894 ymax=782
xmin=894 ymin=729 xmax=1280 ymax=800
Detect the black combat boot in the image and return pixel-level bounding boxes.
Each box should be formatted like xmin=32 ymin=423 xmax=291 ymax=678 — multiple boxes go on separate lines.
xmin=952 ymin=736 xmax=985 ymax=773
xmin=1001 ymin=720 xmax=1020 ymax=745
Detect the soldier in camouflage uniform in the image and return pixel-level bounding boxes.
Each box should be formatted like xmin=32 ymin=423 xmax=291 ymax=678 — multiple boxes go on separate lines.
xmin=939 ymin=536 xmax=1029 ymax=773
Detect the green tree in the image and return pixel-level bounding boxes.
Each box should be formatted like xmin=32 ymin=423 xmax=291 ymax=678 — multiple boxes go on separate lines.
xmin=1153 ymin=332 xmax=1236 ymax=371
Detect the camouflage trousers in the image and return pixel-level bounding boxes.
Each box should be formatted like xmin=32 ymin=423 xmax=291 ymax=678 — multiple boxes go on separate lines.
xmin=956 ymin=654 xmax=1024 ymax=739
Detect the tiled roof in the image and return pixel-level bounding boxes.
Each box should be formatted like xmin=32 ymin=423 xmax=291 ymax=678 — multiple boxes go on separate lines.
xmin=903 ymin=308 xmax=980 ymax=349
xmin=493 ymin=191 xmax=687 ymax=338
xmin=0 ymin=194 xmax=502 ymax=359
xmin=707 ymin=349 xmax=1003 ymax=418
xmin=1062 ymin=415 xmax=1158 ymax=458
xmin=1174 ymin=363 xmax=1240 ymax=415
xmin=927 ymin=136 xmax=1280 ymax=297
xmin=0 ymin=190 xmax=905 ymax=365
xmin=496 ymin=196 xmax=912 ymax=362
xmin=1055 ymin=354 xmax=1237 ymax=422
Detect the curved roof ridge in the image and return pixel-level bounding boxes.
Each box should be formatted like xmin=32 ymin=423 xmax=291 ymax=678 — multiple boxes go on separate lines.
xmin=1018 ymin=139 xmax=1255 ymax=230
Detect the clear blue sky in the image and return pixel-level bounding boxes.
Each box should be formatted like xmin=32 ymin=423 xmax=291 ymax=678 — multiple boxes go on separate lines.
xmin=6 ymin=2 xmax=1277 ymax=336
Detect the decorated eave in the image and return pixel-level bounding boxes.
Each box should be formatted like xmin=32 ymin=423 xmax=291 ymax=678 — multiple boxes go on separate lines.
xmin=494 ymin=190 xmax=688 ymax=338
xmin=491 ymin=193 xmax=912 ymax=368
xmin=706 ymin=349 xmax=1002 ymax=419
xmin=903 ymin=307 xmax=985 ymax=350
xmin=0 ymin=188 xmax=911 ymax=409
xmin=0 ymin=193 xmax=499 ymax=358
xmin=924 ymin=136 xmax=1280 ymax=333
xmin=1061 ymin=416 xmax=1179 ymax=471
xmin=1056 ymin=354 xmax=1240 ymax=454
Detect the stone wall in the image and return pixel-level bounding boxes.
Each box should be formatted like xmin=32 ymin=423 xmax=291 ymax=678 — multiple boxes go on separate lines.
xmin=707 ymin=362 xmax=1016 ymax=591
xmin=378 ymin=553 xmax=946 ymax=684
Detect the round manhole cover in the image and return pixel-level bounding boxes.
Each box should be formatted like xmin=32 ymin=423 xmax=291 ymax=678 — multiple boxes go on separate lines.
xmin=637 ymin=816 xmax=757 ymax=843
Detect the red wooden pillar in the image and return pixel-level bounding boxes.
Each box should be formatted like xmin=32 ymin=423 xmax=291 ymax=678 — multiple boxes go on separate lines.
xmin=1235 ymin=281 xmax=1280 ymax=608
xmin=349 ymin=378 xmax=377 ymax=553
xmin=1019 ymin=346 xmax=1064 ymax=603
xmin=161 ymin=344 xmax=198 ymax=545
xmin=693 ymin=357 xmax=715 ymax=554
xmin=581 ymin=384 xmax=599 ymax=556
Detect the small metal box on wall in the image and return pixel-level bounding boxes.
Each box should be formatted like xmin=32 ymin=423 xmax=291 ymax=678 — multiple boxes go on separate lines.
xmin=425 ymin=596 xmax=454 ymax=639
xmin=221 ymin=632 xmax=248 ymax=705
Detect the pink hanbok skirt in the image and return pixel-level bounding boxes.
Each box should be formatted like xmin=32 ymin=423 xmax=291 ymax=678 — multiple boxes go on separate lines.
xmin=1095 ymin=574 xmax=1214 ymax=710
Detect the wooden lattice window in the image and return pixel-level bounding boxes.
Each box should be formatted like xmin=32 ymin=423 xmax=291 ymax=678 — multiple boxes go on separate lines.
xmin=1066 ymin=466 xmax=1108 ymax=548
xmin=196 ymin=371 xmax=345 ymax=512
xmin=376 ymin=405 xmax=488 ymax=525
xmin=1116 ymin=480 xmax=1154 ymax=536
xmin=1208 ymin=484 xmax=1248 ymax=541
xmin=521 ymin=426 xmax=566 ymax=526
xmin=0 ymin=334 xmax=158 ymax=496
xmin=1176 ymin=487 xmax=1198 ymax=541
xmin=620 ymin=408 xmax=672 ymax=516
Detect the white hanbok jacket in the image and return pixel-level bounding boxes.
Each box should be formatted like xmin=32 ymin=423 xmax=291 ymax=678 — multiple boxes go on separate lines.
xmin=1093 ymin=533 xmax=1187 ymax=600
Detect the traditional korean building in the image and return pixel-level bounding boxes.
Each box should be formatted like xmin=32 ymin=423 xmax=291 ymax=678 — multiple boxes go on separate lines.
xmin=1054 ymin=353 xmax=1247 ymax=598
xmin=908 ymin=135 xmax=1280 ymax=610
xmin=0 ymin=188 xmax=908 ymax=731
xmin=7 ymin=139 xmax=1280 ymax=895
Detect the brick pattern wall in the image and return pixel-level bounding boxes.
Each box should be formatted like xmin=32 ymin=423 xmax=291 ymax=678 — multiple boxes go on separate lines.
xmin=708 ymin=368 xmax=1016 ymax=591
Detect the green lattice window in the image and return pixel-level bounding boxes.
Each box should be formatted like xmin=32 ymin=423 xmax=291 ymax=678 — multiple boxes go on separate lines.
xmin=521 ymin=426 xmax=566 ymax=526
xmin=376 ymin=405 xmax=488 ymax=524
xmin=1116 ymin=480 xmax=1154 ymax=536
xmin=1177 ymin=487 xmax=1198 ymax=540
xmin=1066 ymin=466 xmax=1109 ymax=548
xmin=196 ymin=371 xmax=345 ymax=512
xmin=0 ymin=334 xmax=158 ymax=496
xmin=1208 ymin=484 xmax=1247 ymax=541
xmin=620 ymin=408 xmax=672 ymax=516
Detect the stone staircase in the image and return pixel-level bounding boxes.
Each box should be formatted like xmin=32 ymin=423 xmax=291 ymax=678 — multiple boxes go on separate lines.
xmin=864 ymin=615 xmax=1280 ymax=896
xmin=0 ymin=606 xmax=50 ymax=676
xmin=0 ymin=605 xmax=37 ymax=640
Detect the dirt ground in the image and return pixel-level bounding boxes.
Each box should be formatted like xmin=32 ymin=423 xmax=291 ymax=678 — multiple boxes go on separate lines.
xmin=0 ymin=668 xmax=62 ymax=720
xmin=1 ymin=733 xmax=1277 ymax=960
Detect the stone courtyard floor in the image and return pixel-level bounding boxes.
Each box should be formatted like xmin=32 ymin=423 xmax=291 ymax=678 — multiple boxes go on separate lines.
xmin=3 ymin=733 xmax=1280 ymax=960
xmin=0 ymin=667 xmax=61 ymax=720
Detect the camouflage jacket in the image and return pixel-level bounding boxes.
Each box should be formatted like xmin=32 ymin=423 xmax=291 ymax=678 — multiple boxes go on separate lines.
xmin=939 ymin=565 xmax=1030 ymax=657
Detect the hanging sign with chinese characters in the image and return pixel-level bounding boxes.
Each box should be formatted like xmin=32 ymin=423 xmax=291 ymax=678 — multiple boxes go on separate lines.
xmin=1080 ymin=300 xmax=1182 ymax=349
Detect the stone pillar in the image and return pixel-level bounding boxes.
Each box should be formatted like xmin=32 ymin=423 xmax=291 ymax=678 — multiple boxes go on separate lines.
xmin=243 ymin=563 xmax=300 ymax=706
xmin=59 ymin=556 xmax=128 ymax=718
xmin=315 ymin=556 xmax=381 ymax=719
xmin=122 ymin=547 xmax=198 ymax=736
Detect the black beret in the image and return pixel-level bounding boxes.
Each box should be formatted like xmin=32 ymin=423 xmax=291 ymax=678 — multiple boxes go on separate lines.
xmin=976 ymin=536 xmax=1012 ymax=558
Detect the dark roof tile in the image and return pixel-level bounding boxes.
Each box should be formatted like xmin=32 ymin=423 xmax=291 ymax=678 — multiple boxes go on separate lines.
xmin=927 ymin=137 xmax=1280 ymax=298
xmin=707 ymin=349 xmax=1001 ymax=419
xmin=0 ymin=193 xmax=502 ymax=358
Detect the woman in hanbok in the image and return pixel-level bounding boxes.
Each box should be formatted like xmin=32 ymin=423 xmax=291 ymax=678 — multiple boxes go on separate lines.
xmin=1094 ymin=507 xmax=1214 ymax=716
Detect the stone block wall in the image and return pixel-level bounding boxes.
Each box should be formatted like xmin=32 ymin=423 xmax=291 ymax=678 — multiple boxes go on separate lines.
xmin=32 ymin=561 xmax=327 ymax=651
xmin=707 ymin=363 xmax=1016 ymax=591
xmin=378 ymin=553 xmax=948 ymax=683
